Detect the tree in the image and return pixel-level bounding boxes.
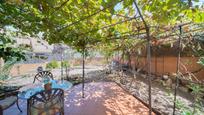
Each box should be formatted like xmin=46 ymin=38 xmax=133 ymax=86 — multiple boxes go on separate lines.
xmin=0 ymin=30 xmax=25 ymax=62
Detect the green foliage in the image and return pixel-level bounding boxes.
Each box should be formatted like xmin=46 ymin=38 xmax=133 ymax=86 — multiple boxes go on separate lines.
xmin=188 ymin=83 xmax=204 ymax=114
xmin=188 ymin=83 xmax=204 ymax=97
xmin=197 ymin=57 xmax=204 ymax=66
xmin=46 ymin=60 xmax=59 ymax=69
xmin=176 ymin=99 xmax=189 ymax=111
xmin=176 ymin=83 xmax=204 ymax=114
xmin=1 ymin=0 xmax=204 ymax=66
xmin=0 ymin=58 xmax=18 ymax=81
xmin=139 ymin=0 xmax=204 ymax=24
xmin=62 ymin=60 xmax=70 ymax=68
xmin=0 ymin=1 xmax=43 ymax=35
xmin=181 ymin=110 xmax=193 ymax=115
xmin=0 ymin=0 xmax=136 ymax=52
xmin=174 ymin=83 xmax=204 ymax=115
xmin=0 ymin=28 xmax=26 ymax=81
xmin=0 ymin=33 xmax=25 ymax=62
xmin=176 ymin=97 xmax=196 ymax=115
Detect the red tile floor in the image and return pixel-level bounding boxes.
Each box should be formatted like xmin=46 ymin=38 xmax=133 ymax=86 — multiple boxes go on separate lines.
xmin=4 ymin=82 xmax=154 ymax=115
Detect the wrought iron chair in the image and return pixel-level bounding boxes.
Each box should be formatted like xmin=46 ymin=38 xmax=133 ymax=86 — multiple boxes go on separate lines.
xmin=0 ymin=88 xmax=22 ymax=115
xmin=33 ymin=71 xmax=54 ymax=83
xmin=27 ymin=88 xmax=64 ymax=115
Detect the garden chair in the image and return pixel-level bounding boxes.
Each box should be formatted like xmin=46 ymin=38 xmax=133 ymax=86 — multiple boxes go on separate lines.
xmin=33 ymin=71 xmax=54 ymax=83
xmin=0 ymin=87 xmax=22 ymax=115
xmin=27 ymin=88 xmax=64 ymax=115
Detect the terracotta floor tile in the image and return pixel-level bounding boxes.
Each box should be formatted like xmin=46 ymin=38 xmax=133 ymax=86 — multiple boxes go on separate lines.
xmin=4 ymin=82 xmax=155 ymax=115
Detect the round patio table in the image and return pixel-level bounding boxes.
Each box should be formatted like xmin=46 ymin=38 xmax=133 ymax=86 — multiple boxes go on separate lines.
xmin=18 ymin=80 xmax=73 ymax=100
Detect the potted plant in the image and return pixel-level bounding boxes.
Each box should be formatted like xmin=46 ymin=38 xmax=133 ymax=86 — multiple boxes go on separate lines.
xmin=43 ymin=76 xmax=52 ymax=90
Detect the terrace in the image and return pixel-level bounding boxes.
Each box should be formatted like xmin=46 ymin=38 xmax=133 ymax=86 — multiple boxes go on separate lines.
xmin=0 ymin=0 xmax=204 ymax=115
xmin=4 ymin=82 xmax=155 ymax=115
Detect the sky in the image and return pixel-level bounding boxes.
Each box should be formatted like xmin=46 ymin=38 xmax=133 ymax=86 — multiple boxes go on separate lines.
xmin=114 ymin=0 xmax=204 ymax=11
xmin=194 ymin=0 xmax=204 ymax=6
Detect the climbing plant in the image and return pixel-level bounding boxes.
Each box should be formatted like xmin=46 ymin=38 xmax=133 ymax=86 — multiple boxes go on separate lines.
xmin=1 ymin=0 xmax=204 ymax=115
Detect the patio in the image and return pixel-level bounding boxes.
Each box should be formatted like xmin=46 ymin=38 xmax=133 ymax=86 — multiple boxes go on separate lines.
xmin=1 ymin=0 xmax=204 ymax=115
xmin=4 ymin=82 xmax=154 ymax=115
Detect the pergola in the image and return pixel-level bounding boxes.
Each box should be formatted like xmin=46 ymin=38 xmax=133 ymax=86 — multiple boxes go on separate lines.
xmin=47 ymin=1 xmax=204 ymax=115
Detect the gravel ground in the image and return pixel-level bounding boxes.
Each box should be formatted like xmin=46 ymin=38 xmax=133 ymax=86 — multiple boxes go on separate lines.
xmin=69 ymin=69 xmax=199 ymax=115
xmin=110 ymin=74 xmax=192 ymax=115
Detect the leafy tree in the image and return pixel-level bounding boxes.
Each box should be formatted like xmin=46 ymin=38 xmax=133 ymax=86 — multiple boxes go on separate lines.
xmin=0 ymin=32 xmax=25 ymax=62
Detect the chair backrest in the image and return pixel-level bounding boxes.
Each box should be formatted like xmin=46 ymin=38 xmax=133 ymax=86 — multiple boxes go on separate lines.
xmin=27 ymin=88 xmax=64 ymax=115
xmin=33 ymin=71 xmax=54 ymax=83
xmin=37 ymin=66 xmax=43 ymax=73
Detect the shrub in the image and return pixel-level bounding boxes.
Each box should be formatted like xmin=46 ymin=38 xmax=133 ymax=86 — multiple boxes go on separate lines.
xmin=0 ymin=58 xmax=17 ymax=81
xmin=46 ymin=60 xmax=59 ymax=69
xmin=197 ymin=57 xmax=204 ymax=66
xmin=62 ymin=60 xmax=70 ymax=68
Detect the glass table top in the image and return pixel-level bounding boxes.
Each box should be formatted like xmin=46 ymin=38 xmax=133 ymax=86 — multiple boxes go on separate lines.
xmin=18 ymin=80 xmax=73 ymax=99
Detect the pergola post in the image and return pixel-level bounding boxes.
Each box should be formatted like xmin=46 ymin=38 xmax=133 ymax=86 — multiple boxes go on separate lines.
xmin=133 ymin=1 xmax=152 ymax=115
xmin=173 ymin=25 xmax=182 ymax=115
xmin=61 ymin=53 xmax=63 ymax=81
xmin=82 ymin=47 xmax=85 ymax=98
xmin=146 ymin=27 xmax=152 ymax=115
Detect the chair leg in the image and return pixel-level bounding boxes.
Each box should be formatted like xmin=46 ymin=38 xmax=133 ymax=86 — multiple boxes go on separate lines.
xmin=0 ymin=106 xmax=3 ymax=115
xmin=61 ymin=110 xmax=64 ymax=115
xmin=60 ymin=108 xmax=64 ymax=115
xmin=16 ymin=100 xmax=22 ymax=113
xmin=0 ymin=111 xmax=2 ymax=115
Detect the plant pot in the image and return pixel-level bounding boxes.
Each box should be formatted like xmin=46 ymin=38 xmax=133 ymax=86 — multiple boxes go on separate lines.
xmin=44 ymin=83 xmax=52 ymax=91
